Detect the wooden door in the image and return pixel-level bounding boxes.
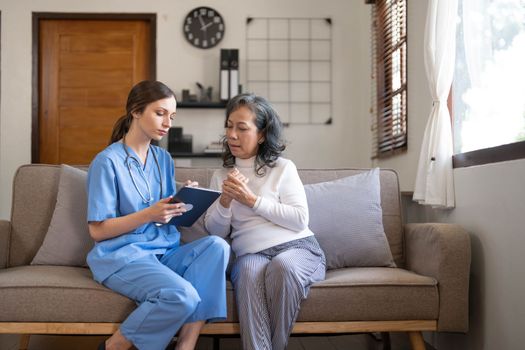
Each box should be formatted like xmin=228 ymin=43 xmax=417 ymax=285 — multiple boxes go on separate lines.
xmin=38 ymin=19 xmax=153 ymax=164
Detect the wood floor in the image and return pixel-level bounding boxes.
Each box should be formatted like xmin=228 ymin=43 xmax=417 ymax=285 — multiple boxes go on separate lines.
xmin=0 ymin=333 xmax=434 ymax=350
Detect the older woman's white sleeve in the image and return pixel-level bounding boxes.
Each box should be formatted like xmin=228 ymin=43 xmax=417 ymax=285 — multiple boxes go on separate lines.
xmin=253 ymin=161 xmax=309 ymax=232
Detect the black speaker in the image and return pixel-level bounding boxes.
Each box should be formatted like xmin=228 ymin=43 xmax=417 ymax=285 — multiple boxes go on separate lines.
xmin=168 ymin=128 xmax=192 ymax=154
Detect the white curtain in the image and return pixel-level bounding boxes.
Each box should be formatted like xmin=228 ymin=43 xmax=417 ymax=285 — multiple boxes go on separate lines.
xmin=413 ymin=0 xmax=458 ymax=208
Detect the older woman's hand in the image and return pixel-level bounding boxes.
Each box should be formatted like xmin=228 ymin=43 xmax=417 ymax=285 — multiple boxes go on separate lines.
xmin=222 ymin=169 xmax=257 ymax=208
xmin=183 ymin=180 xmax=199 ymax=187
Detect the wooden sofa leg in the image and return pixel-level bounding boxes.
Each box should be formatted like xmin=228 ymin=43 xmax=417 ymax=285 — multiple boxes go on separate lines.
xmin=381 ymin=332 xmax=391 ymax=350
xmin=408 ymin=331 xmax=425 ymax=350
xmin=212 ymin=336 xmax=220 ymax=350
xmin=19 ymin=334 xmax=30 ymax=350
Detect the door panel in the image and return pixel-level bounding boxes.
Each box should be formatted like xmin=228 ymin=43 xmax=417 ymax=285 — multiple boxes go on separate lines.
xmin=39 ymin=19 xmax=152 ymax=164
xmin=60 ymin=52 xmax=134 ymax=70
xmin=59 ymin=69 xmax=133 ymax=88
xmin=59 ymin=86 xmax=130 ymax=107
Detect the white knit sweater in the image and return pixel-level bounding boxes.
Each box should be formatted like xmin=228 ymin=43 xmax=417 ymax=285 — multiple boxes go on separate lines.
xmin=204 ymin=156 xmax=313 ymax=256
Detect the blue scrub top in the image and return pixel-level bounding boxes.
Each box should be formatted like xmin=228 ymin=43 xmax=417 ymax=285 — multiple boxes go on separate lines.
xmin=86 ymin=142 xmax=180 ymax=283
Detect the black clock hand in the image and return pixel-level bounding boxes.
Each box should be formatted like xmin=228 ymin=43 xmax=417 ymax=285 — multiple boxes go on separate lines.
xmin=201 ymin=21 xmax=214 ymax=31
xmin=198 ymin=15 xmax=206 ymax=28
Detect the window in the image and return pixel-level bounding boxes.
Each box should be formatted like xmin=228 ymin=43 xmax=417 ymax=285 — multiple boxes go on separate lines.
xmin=369 ymin=0 xmax=407 ymax=158
xmin=453 ymin=0 xmax=525 ymax=167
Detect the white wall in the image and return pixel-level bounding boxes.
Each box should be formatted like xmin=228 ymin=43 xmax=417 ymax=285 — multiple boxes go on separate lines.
xmin=405 ymin=159 xmax=525 ymax=350
xmin=0 ymin=0 xmax=371 ymax=219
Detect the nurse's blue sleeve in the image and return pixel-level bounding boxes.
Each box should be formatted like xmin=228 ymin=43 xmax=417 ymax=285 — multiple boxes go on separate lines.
xmin=87 ymin=156 xmax=119 ymax=222
xmin=158 ymin=147 xmax=176 ymax=197
xmin=169 ymin=156 xmax=176 ymax=196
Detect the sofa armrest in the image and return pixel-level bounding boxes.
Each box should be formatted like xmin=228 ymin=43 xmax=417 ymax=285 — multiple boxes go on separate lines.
xmin=405 ymin=223 xmax=471 ymax=332
xmin=0 ymin=220 xmax=11 ymax=269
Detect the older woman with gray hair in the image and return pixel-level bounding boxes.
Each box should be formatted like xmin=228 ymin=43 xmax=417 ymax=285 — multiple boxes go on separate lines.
xmin=205 ymin=93 xmax=326 ymax=350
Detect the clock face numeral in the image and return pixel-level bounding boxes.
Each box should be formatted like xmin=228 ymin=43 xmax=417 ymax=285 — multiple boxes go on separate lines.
xmin=183 ymin=7 xmax=225 ymax=49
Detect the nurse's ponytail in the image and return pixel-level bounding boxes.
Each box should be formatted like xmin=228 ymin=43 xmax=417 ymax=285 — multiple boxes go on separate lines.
xmin=109 ymin=114 xmax=132 ymax=145
xmin=109 ymin=80 xmax=176 ymax=145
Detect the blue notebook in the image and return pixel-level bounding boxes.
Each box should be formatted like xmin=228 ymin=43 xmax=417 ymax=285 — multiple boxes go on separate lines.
xmin=167 ymin=186 xmax=221 ymax=227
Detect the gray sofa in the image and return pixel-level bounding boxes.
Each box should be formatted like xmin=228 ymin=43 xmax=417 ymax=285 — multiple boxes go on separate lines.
xmin=0 ymin=164 xmax=471 ymax=350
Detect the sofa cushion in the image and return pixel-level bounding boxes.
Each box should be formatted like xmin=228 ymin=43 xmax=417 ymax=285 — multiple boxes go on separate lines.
xmin=0 ymin=265 xmax=236 ymax=323
xmin=298 ymin=169 xmax=404 ymax=267
xmin=10 ymin=165 xmax=62 ymax=267
xmin=304 ymin=168 xmax=395 ymax=269
xmin=0 ymin=265 xmax=437 ymax=323
xmin=179 ymin=216 xmax=209 ymax=244
xmin=31 ymin=165 xmax=93 ymax=266
xmin=297 ymin=267 xmax=439 ymax=322
xmin=0 ymin=265 xmax=134 ymax=322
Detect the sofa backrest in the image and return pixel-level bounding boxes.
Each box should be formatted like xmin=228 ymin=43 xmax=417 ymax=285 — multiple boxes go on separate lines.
xmin=175 ymin=167 xmax=404 ymax=267
xmin=9 ymin=165 xmax=62 ymax=267
xmin=8 ymin=165 xmax=404 ymax=268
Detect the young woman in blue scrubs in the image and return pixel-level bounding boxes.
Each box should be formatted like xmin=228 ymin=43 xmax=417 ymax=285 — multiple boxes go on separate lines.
xmin=87 ymin=80 xmax=230 ymax=350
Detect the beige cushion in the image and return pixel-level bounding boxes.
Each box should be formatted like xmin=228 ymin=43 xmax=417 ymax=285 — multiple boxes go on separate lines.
xmin=297 ymin=169 xmax=404 ymax=267
xmin=298 ymin=267 xmax=438 ymax=322
xmin=31 ymin=165 xmax=93 ymax=266
xmin=0 ymin=265 xmax=437 ymax=323
xmin=0 ymin=265 xmax=134 ymax=322
xmin=179 ymin=216 xmax=209 ymax=244
xmin=304 ymin=169 xmax=395 ymax=269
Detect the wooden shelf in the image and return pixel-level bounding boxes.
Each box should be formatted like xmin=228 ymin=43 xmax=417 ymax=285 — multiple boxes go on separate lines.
xmin=171 ymin=152 xmax=222 ymax=158
xmin=177 ymin=101 xmax=227 ymax=109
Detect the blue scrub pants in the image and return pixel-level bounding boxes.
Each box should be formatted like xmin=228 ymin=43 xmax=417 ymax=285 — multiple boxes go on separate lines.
xmin=103 ymin=236 xmax=230 ymax=350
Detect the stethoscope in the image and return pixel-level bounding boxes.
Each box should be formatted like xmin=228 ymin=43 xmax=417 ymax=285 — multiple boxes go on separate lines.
xmin=123 ymin=140 xmax=163 ymax=204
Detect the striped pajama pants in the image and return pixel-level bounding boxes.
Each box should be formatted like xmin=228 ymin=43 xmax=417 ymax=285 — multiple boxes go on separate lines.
xmin=231 ymin=236 xmax=326 ymax=350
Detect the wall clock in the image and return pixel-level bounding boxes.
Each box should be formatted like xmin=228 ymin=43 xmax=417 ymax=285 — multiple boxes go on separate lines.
xmin=183 ymin=6 xmax=225 ymax=49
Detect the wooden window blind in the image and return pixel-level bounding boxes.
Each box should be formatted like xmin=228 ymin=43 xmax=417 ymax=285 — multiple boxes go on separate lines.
xmin=369 ymin=0 xmax=407 ymax=158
